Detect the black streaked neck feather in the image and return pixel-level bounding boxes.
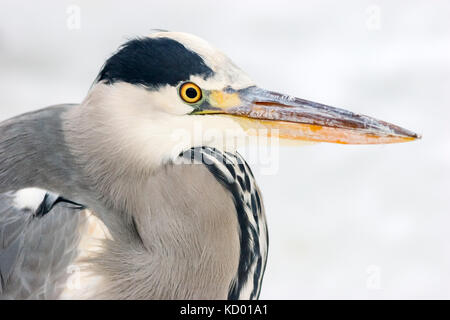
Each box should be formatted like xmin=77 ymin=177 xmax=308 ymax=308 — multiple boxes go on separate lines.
xmin=181 ymin=147 xmax=268 ymax=300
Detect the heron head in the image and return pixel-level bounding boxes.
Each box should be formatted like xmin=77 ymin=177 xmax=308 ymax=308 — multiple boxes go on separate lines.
xmin=81 ymin=31 xmax=420 ymax=167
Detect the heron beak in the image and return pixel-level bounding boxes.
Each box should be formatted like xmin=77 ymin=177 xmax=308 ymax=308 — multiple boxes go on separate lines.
xmin=196 ymin=86 xmax=420 ymax=144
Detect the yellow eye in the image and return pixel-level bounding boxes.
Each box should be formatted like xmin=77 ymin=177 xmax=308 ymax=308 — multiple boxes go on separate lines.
xmin=179 ymin=82 xmax=202 ymax=103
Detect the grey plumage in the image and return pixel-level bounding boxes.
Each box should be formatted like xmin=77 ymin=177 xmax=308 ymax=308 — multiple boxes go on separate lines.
xmin=0 ymin=191 xmax=87 ymax=299
xmin=0 ymin=105 xmax=84 ymax=197
xmin=0 ymin=105 xmax=90 ymax=298
xmin=0 ymin=105 xmax=268 ymax=299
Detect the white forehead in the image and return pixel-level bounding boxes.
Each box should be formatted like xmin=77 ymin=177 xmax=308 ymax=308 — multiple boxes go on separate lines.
xmin=149 ymin=31 xmax=255 ymax=90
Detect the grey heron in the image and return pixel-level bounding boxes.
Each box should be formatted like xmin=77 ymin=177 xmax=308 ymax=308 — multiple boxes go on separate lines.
xmin=0 ymin=31 xmax=419 ymax=299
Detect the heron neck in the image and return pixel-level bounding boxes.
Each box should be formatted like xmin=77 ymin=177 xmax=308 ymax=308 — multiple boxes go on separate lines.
xmin=60 ymin=104 xmax=243 ymax=299
xmin=0 ymin=105 xmax=83 ymax=198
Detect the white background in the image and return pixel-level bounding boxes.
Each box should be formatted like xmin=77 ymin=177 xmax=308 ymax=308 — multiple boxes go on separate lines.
xmin=0 ymin=0 xmax=449 ymax=299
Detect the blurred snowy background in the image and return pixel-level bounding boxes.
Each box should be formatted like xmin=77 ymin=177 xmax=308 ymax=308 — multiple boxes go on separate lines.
xmin=1 ymin=0 xmax=449 ymax=299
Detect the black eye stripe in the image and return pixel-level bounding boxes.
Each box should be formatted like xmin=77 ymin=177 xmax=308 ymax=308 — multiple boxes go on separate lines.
xmin=186 ymin=87 xmax=198 ymax=98
xmin=97 ymin=37 xmax=213 ymax=87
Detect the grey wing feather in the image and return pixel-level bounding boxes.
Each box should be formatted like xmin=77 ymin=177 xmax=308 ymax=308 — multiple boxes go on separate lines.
xmin=0 ymin=191 xmax=86 ymax=299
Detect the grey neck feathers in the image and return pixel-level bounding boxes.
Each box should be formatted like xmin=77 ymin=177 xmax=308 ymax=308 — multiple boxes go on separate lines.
xmin=83 ymin=162 xmax=240 ymax=299
xmin=63 ymin=105 xmax=241 ymax=299
xmin=0 ymin=105 xmax=84 ymax=198
xmin=1 ymin=105 xmax=241 ymax=299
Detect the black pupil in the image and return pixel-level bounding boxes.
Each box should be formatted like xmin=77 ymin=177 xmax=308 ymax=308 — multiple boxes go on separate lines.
xmin=186 ymin=87 xmax=198 ymax=99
